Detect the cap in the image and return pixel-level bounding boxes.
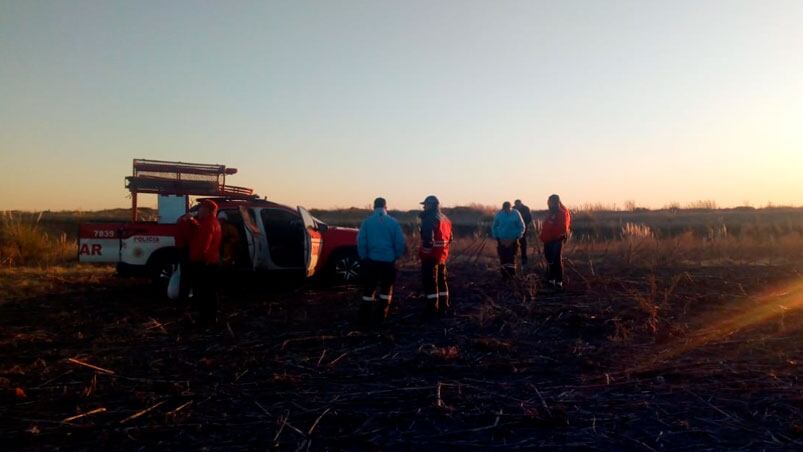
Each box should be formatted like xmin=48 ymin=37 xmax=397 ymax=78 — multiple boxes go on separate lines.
xmin=420 ymin=195 xmax=440 ymax=205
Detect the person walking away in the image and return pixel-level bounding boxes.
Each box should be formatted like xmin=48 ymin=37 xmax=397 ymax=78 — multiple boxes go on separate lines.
xmin=184 ymin=199 xmax=222 ymax=327
xmin=419 ymin=195 xmax=453 ymax=316
xmin=356 ymin=197 xmax=406 ymax=326
xmin=513 ymin=199 xmax=533 ymax=267
xmin=539 ymin=194 xmax=571 ymax=290
xmin=492 ymin=201 xmax=526 ymax=277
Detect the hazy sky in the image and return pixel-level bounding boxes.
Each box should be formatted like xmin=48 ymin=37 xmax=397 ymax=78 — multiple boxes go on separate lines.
xmin=1 ymin=0 xmax=801 ymax=211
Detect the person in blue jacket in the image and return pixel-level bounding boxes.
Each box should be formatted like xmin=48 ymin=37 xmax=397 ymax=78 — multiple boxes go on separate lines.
xmin=357 ymin=197 xmax=406 ymax=326
xmin=492 ymin=201 xmax=525 ymax=277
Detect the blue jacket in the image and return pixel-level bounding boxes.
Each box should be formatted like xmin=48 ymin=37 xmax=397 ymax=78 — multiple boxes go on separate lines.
xmin=492 ymin=209 xmax=525 ymax=241
xmin=357 ymin=208 xmax=406 ymax=263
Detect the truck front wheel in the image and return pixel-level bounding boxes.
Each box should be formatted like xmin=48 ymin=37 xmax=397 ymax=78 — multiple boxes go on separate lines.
xmin=328 ymin=249 xmax=361 ymax=285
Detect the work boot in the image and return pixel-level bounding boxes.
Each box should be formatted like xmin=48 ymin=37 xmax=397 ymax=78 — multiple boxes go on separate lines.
xmin=423 ymin=296 xmax=439 ymax=319
xmin=373 ymin=301 xmax=390 ymax=326
xmin=438 ymin=296 xmax=451 ymax=316
xmin=357 ymin=301 xmax=373 ymax=328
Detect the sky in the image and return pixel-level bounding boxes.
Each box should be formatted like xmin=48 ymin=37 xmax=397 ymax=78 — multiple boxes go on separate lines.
xmin=1 ymin=0 xmax=801 ymax=211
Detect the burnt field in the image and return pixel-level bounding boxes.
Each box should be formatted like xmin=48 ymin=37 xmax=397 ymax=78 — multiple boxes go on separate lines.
xmin=1 ymin=254 xmax=802 ymax=450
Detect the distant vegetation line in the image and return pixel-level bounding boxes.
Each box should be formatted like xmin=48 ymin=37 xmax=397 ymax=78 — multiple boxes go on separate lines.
xmin=2 ymin=205 xmax=802 ymax=268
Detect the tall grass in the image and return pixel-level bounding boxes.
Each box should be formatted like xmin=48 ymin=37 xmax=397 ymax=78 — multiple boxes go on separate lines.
xmin=0 ymin=212 xmax=75 ymax=267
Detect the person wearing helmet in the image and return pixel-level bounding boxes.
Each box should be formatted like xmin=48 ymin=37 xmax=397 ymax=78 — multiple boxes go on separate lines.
xmin=419 ymin=195 xmax=453 ymax=315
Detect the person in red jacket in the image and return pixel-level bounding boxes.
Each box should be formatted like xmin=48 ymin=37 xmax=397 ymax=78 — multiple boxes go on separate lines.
xmin=539 ymin=194 xmax=571 ymax=290
xmin=419 ymin=195 xmax=453 ymax=315
xmin=182 ymin=199 xmax=222 ymax=327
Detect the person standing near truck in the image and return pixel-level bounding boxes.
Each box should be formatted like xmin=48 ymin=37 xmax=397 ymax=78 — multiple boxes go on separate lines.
xmin=492 ymin=201 xmax=526 ymax=277
xmin=513 ymin=199 xmax=533 ymax=267
xmin=540 ymin=194 xmax=571 ymax=290
xmin=183 ymin=199 xmax=222 ymax=327
xmin=419 ymin=195 xmax=453 ymax=316
xmin=356 ymin=197 xmax=406 ymax=327
xmin=217 ymin=211 xmax=243 ymax=267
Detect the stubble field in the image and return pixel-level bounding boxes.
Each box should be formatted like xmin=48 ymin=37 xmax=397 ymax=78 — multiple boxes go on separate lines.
xmin=1 ymin=207 xmax=802 ymax=450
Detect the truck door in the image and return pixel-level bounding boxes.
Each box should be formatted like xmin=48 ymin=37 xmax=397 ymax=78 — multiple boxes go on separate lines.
xmin=297 ymin=206 xmax=323 ymax=277
xmin=239 ymin=206 xmax=266 ymax=270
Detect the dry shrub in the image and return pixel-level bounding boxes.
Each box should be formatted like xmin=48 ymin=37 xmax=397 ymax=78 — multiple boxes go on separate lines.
xmin=0 ymin=212 xmax=75 ymax=267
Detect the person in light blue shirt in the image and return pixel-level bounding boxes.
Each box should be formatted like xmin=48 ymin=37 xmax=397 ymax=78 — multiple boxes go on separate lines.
xmin=492 ymin=201 xmax=525 ymax=276
xmin=356 ymin=197 xmax=406 ymax=326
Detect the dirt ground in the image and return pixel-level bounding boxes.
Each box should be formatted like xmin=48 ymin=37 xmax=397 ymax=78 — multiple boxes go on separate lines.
xmin=1 ymin=259 xmax=801 ymax=450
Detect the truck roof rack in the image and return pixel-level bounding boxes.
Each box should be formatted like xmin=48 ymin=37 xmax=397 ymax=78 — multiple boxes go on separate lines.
xmin=126 ymin=159 xmax=254 ymax=198
xmin=126 ymin=159 xmax=256 ymax=221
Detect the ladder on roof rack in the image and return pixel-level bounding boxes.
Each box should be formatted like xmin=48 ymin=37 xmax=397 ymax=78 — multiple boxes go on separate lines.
xmin=125 ymin=159 xmax=255 ymax=221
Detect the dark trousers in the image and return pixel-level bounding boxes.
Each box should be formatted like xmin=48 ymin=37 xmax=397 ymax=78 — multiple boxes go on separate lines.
xmin=497 ymin=240 xmax=519 ymax=276
xmin=544 ymin=240 xmax=564 ymax=283
xmin=359 ymin=260 xmax=397 ymax=324
xmin=518 ymin=232 xmax=528 ymax=265
xmin=422 ymin=260 xmax=449 ymax=312
xmin=361 ymin=260 xmax=397 ymax=301
xmin=186 ymin=263 xmax=219 ymax=326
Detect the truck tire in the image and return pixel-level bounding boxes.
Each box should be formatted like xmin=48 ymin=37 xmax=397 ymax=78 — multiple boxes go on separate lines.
xmin=327 ymin=249 xmax=361 ymax=285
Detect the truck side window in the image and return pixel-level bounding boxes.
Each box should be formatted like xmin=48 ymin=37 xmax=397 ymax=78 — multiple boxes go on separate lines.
xmin=260 ymin=209 xmax=304 ymax=267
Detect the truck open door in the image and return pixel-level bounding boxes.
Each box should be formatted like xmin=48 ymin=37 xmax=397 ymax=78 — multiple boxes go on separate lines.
xmin=239 ymin=206 xmax=265 ymax=270
xmin=297 ymin=206 xmax=323 ymax=277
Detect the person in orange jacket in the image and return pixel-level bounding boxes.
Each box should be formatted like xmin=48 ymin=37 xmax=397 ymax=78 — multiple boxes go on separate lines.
xmin=539 ymin=194 xmax=571 ymax=290
xmin=182 ymin=199 xmax=222 ymax=327
xmin=419 ymin=195 xmax=453 ymax=315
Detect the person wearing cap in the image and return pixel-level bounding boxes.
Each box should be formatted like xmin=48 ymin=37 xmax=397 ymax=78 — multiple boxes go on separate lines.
xmin=356 ymin=197 xmax=406 ymax=326
xmin=419 ymin=195 xmax=453 ymax=315
xmin=513 ymin=199 xmax=534 ymax=267
xmin=183 ymin=199 xmax=223 ymax=327
xmin=492 ymin=201 xmax=526 ymax=277
xmin=540 ymin=194 xmax=571 ymax=290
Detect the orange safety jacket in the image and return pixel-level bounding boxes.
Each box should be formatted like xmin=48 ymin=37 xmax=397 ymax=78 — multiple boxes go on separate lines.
xmin=419 ymin=210 xmax=453 ymax=263
xmin=540 ymin=206 xmax=571 ymax=243
xmin=188 ymin=200 xmax=222 ymax=265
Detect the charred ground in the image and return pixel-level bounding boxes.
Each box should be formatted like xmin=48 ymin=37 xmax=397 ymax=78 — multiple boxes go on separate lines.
xmin=1 ymin=258 xmax=802 ymax=450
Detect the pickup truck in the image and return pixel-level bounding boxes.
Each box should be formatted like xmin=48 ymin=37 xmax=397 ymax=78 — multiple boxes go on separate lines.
xmin=79 ymin=197 xmax=361 ymax=285
xmin=77 ymin=159 xmax=361 ymax=285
